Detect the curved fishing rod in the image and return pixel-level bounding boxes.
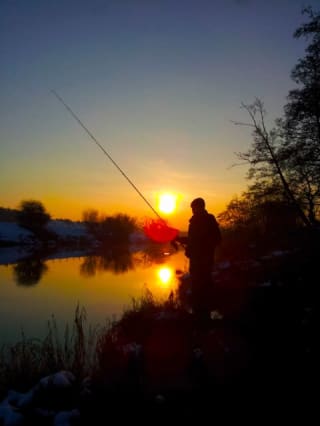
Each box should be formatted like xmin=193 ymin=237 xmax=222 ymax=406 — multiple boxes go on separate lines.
xmin=51 ymin=90 xmax=162 ymax=220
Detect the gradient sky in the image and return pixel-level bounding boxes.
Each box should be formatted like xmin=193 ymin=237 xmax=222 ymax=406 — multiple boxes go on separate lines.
xmin=1 ymin=0 xmax=318 ymax=231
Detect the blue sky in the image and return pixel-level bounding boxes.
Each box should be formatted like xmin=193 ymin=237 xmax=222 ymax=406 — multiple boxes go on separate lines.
xmin=1 ymin=0 xmax=318 ymax=229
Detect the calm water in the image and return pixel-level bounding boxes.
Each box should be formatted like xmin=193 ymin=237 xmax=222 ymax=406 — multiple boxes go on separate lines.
xmin=0 ymin=244 xmax=188 ymax=346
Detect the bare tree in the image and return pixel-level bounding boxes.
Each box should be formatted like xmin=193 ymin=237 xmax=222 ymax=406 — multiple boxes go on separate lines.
xmin=234 ymin=99 xmax=311 ymax=227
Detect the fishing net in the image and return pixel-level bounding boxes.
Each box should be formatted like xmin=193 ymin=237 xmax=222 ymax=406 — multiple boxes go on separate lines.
xmin=143 ymin=218 xmax=179 ymax=243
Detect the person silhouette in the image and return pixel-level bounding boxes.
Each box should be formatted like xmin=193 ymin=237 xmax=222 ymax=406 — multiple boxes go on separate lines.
xmin=185 ymin=197 xmax=221 ymax=326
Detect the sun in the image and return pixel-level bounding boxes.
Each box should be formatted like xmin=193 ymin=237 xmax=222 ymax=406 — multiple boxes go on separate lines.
xmin=158 ymin=193 xmax=177 ymax=214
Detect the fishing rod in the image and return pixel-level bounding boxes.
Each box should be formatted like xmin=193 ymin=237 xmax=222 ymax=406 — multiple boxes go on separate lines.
xmin=51 ymin=89 xmax=162 ymax=220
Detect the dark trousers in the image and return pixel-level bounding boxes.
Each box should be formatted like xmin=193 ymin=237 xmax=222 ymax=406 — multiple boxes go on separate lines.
xmin=189 ymin=258 xmax=214 ymax=323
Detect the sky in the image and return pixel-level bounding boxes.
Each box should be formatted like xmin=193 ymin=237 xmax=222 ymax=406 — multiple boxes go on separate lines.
xmin=1 ymin=0 xmax=319 ymax=231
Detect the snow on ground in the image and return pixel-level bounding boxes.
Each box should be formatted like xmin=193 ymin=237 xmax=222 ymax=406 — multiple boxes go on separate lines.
xmin=46 ymin=220 xmax=88 ymax=238
xmin=0 ymin=221 xmax=150 ymax=265
xmin=129 ymin=230 xmax=149 ymax=244
xmin=0 ymin=220 xmax=150 ymax=244
xmin=0 ymin=246 xmax=34 ymax=265
xmin=0 ymin=221 xmax=92 ymax=265
xmin=0 ymin=222 xmax=33 ymax=244
xmin=0 ymin=220 xmax=89 ymax=243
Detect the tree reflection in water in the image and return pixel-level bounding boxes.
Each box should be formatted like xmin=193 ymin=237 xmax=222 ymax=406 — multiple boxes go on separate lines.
xmin=80 ymin=242 xmax=177 ymax=277
xmin=136 ymin=242 xmax=176 ymax=267
xmin=13 ymin=258 xmax=48 ymax=286
xmin=80 ymin=245 xmax=134 ymax=277
xmin=10 ymin=242 xmax=179 ymax=284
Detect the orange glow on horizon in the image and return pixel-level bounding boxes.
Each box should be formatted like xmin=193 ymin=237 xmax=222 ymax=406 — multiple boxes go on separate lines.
xmin=4 ymin=188 xmax=230 ymax=232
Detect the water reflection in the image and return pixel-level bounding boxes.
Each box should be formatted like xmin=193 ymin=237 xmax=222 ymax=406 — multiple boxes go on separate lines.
xmin=13 ymin=258 xmax=48 ymax=286
xmin=80 ymin=245 xmax=134 ymax=277
xmin=0 ymin=245 xmax=186 ymax=346
xmin=10 ymin=242 xmax=179 ymax=286
xmin=136 ymin=242 xmax=175 ymax=266
xmin=79 ymin=242 xmax=177 ymax=277
xmin=157 ymin=266 xmax=174 ymax=287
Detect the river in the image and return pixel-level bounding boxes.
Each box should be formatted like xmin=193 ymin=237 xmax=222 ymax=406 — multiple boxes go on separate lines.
xmin=0 ymin=243 xmax=188 ymax=346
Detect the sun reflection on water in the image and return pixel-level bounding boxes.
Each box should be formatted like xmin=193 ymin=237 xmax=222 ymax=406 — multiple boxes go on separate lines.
xmin=0 ymin=249 xmax=187 ymax=346
xmin=156 ymin=266 xmax=174 ymax=287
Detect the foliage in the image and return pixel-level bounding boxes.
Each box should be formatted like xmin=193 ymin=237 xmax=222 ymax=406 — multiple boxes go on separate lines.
xmin=101 ymin=213 xmax=137 ymax=241
xmin=17 ymin=200 xmax=51 ymax=231
xmin=217 ymin=195 xmax=254 ymax=230
xmin=217 ymin=191 xmax=303 ymax=261
xmin=83 ymin=210 xmax=138 ymax=242
xmin=218 ymin=191 xmax=300 ymax=233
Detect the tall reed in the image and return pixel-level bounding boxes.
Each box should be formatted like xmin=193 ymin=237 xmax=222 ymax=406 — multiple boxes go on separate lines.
xmin=0 ymin=304 xmax=101 ymax=395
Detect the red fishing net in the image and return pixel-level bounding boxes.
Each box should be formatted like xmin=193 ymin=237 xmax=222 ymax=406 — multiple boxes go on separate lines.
xmin=143 ymin=218 xmax=179 ymax=243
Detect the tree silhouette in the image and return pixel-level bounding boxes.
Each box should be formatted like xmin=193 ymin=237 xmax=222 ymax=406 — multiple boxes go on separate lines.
xmin=18 ymin=200 xmax=51 ymax=232
xmin=234 ymin=99 xmax=311 ymax=227
xmin=280 ymin=7 xmax=320 ymax=224
xmin=233 ymin=8 xmax=320 ymax=226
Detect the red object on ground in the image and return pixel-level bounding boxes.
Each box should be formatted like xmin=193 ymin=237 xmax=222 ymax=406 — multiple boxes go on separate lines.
xmin=143 ymin=218 xmax=179 ymax=243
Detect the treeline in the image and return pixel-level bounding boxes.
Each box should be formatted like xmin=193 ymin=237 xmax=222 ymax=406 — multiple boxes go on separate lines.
xmin=82 ymin=208 xmax=138 ymax=242
xmin=0 ymin=200 xmax=139 ymax=245
xmin=0 ymin=207 xmax=19 ymax=222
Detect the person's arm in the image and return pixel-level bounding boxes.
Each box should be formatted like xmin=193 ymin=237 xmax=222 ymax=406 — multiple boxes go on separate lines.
xmin=175 ymin=235 xmax=188 ymax=245
xmin=210 ymin=215 xmax=222 ymax=246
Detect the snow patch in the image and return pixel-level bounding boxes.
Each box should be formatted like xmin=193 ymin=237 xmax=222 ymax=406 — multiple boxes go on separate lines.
xmin=47 ymin=220 xmax=88 ymax=238
xmin=0 ymin=222 xmax=33 ymax=243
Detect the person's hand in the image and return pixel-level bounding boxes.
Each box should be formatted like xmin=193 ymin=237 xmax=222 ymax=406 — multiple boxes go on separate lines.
xmin=175 ymin=236 xmax=188 ymax=245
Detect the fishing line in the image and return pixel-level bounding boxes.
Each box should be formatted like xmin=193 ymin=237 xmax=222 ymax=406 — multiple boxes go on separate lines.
xmin=51 ymin=89 xmax=162 ymax=220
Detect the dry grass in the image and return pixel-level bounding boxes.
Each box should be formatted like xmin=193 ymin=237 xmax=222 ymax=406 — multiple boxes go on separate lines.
xmin=0 ymin=304 xmax=101 ymax=396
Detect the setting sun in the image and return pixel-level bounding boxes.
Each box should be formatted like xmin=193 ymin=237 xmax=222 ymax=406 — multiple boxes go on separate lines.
xmin=158 ymin=193 xmax=177 ymax=214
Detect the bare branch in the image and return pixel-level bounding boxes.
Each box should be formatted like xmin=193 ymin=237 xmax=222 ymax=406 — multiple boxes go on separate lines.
xmin=230 ymin=119 xmax=254 ymax=127
xmin=227 ymin=161 xmax=249 ymax=169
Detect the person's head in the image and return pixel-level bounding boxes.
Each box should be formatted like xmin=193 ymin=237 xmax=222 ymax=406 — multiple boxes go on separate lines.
xmin=190 ymin=197 xmax=205 ymax=215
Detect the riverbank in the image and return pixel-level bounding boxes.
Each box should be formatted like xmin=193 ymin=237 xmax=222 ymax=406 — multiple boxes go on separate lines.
xmin=0 ymin=220 xmax=151 ymax=266
xmin=0 ymin=239 xmax=317 ymax=423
